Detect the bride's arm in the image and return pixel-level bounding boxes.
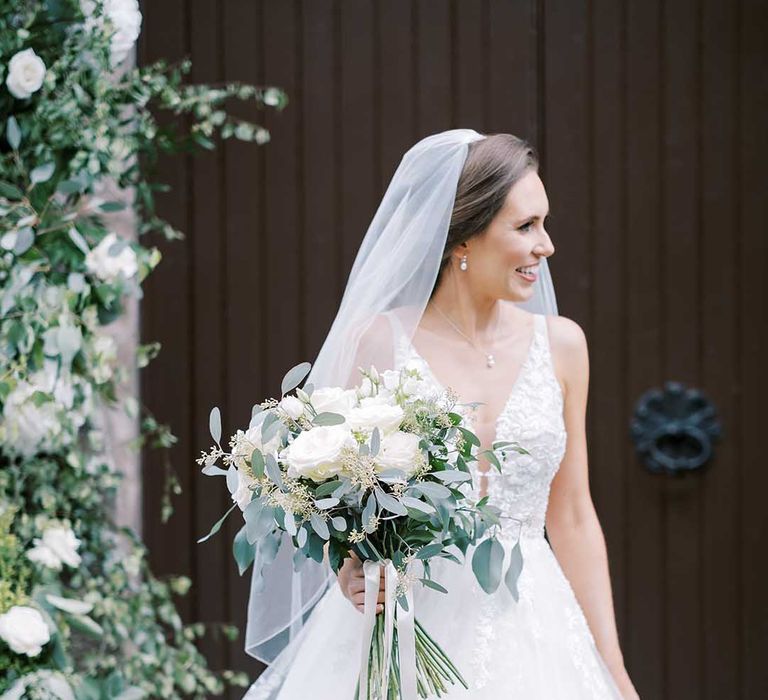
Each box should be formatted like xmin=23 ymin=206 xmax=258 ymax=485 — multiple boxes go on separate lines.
xmin=544 ymin=316 xmax=639 ymax=700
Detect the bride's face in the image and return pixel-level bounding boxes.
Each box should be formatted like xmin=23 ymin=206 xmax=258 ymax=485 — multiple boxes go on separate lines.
xmin=459 ymin=170 xmax=554 ymax=303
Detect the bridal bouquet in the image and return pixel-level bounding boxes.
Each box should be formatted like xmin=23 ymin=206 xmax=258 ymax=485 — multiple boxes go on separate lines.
xmin=197 ymin=361 xmax=527 ymax=699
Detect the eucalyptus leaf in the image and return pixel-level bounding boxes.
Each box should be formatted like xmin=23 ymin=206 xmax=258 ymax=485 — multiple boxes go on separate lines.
xmin=331 ymin=516 xmax=347 ymax=531
xmin=412 ymin=481 xmax=451 ymax=500
xmin=362 ymin=492 xmax=377 ymax=533
xmin=312 ymin=411 xmax=346 ymax=426
xmin=0 ymin=180 xmax=23 ymax=200
xmin=99 ymin=200 xmax=127 ymax=212
xmin=68 ymin=227 xmax=90 ymax=255
xmin=284 ymin=510 xmax=297 ymax=536
xmin=265 ymin=453 xmax=284 ymax=489
xmin=415 ymin=543 xmax=444 ymax=560
xmin=376 ymin=468 xmax=409 ymax=483
xmin=375 ymin=488 xmax=408 ymax=516
xmin=30 ymin=162 xmax=56 ymax=184
xmin=504 ymin=540 xmax=524 ymax=601
xmin=432 ymin=470 xmax=472 ymax=483
xmin=296 ymin=525 xmax=308 ymax=548
xmin=6 ymin=116 xmax=21 ymax=149
xmin=332 ymin=478 xmax=352 ymax=499
xmin=200 ymin=464 xmax=229 ymax=476
xmin=315 ymin=497 xmax=340 ymax=510
xmin=233 ymin=525 xmax=256 ymax=575
xmin=281 ymin=361 xmax=311 ymax=396
xmin=209 ymin=406 xmax=222 ymax=445
xmin=315 ymin=479 xmax=341 ymax=498
xmin=225 ymin=465 xmax=239 ymax=495
xmin=419 ymin=577 xmax=448 ymax=594
xmin=197 ymin=504 xmax=237 ymax=543
xmin=400 ymin=496 xmax=436 ymax=514
xmin=471 ymin=537 xmax=504 ymax=594
xmin=479 ymin=448 xmax=503 ymax=473
xmin=309 ymin=513 xmax=329 ymax=540
xmin=245 ymin=504 xmax=274 ymax=544
xmin=13 ymin=227 xmax=34 ymax=256
xmin=251 ymin=448 xmax=265 ymax=478
xmin=457 ymin=426 xmax=480 ymax=447
xmin=258 ymin=529 xmax=282 ymax=568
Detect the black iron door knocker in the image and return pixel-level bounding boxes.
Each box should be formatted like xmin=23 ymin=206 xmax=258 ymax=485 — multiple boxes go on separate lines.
xmin=630 ymin=381 xmax=721 ymax=475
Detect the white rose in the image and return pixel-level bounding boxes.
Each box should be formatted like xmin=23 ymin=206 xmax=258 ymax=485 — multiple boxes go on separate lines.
xmin=0 ymin=379 xmax=63 ymax=458
xmin=6 ymin=48 xmax=46 ymax=100
xmin=381 ymin=370 xmax=401 ymax=392
xmin=85 ymin=232 xmax=138 ymax=283
xmin=82 ymin=0 xmax=143 ymax=65
xmin=0 ymin=606 xmax=51 ymax=657
xmin=232 ymin=468 xmax=256 ymax=511
xmin=26 ymin=524 xmax=82 ymax=570
xmin=3 ymin=671 xmax=74 ymax=700
xmin=230 ymin=420 xmax=281 ymax=470
xmin=376 ymin=430 xmax=423 ymax=478
xmin=346 ymin=403 xmax=404 ymax=436
xmin=278 ymin=395 xmax=305 ymax=421
xmin=105 ymin=0 xmax=143 ymax=64
xmin=358 ymin=376 xmax=375 ymax=398
xmin=281 ymin=425 xmax=356 ymax=481
xmin=309 ymin=387 xmax=357 ymax=416
xmin=359 ymin=392 xmax=396 ymax=409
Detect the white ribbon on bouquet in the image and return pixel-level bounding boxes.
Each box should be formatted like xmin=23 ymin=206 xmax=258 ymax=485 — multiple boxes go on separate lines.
xmin=358 ymin=559 xmax=417 ymax=700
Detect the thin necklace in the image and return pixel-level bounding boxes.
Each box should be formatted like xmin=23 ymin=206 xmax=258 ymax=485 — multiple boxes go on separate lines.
xmin=431 ymin=302 xmax=501 ymax=369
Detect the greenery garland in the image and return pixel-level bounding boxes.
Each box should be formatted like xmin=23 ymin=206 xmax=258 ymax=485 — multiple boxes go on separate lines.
xmin=0 ymin=1 xmax=284 ymax=697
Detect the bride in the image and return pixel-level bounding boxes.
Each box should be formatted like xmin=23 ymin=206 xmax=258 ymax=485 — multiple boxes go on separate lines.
xmin=242 ymin=129 xmax=640 ymax=699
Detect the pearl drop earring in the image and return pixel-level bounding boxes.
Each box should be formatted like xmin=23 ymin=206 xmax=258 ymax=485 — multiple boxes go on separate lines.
xmin=459 ymin=254 xmax=468 ymax=271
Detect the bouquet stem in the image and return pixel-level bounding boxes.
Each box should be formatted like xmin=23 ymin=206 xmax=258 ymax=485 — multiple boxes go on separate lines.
xmin=355 ymin=610 xmax=468 ymax=699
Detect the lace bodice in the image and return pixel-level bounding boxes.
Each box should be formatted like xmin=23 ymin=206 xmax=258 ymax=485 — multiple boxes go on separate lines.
xmin=394 ymin=312 xmax=568 ymax=540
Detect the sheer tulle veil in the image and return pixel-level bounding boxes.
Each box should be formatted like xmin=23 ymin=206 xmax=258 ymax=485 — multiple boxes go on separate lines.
xmin=244 ymin=128 xmax=558 ymax=665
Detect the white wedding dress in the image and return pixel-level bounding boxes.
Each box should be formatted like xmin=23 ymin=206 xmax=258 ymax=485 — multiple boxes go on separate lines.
xmin=244 ymin=313 xmax=624 ymax=699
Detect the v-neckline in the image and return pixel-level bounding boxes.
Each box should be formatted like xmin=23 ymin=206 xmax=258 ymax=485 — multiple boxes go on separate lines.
xmin=405 ymin=313 xmax=540 ymax=444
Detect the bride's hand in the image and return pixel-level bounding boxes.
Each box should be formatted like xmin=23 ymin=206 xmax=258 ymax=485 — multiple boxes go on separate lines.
xmin=336 ymin=551 xmax=385 ymax=615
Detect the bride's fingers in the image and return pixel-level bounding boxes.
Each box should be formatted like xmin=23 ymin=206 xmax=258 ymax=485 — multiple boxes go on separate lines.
xmin=351 ymin=591 xmax=386 ymax=613
xmin=348 ymin=573 xmax=386 ymax=595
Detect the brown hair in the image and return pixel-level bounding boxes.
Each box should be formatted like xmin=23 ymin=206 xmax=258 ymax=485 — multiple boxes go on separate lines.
xmin=431 ymin=133 xmax=539 ymax=297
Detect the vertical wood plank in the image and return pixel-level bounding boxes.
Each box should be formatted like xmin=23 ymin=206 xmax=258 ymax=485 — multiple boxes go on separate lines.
xmin=378 ymin=0 xmax=417 ymax=184
xmin=625 ymin=0 xmax=665 ymax=695
xmin=221 ymin=0 xmax=266 ymax=679
xmin=488 ymin=0 xmax=538 ymax=138
xmin=739 ymin=0 xmax=768 ymax=696
xmin=541 ymin=0 xmax=590 ymax=330
xmin=454 ymin=0 xmax=486 ymax=128
xmin=590 ymin=0 xmax=630 ymax=662
xmin=262 ymin=0 xmax=302 ymax=395
xmin=700 ymin=1 xmax=741 ymax=696
xmin=339 ymin=0 xmax=376 ymax=275
xmin=375 ymin=0 xmax=421 ymax=308
xmin=661 ymin=0 xmax=702 ymax=694
xmin=415 ymin=0 xmax=452 ymax=134
xmin=139 ymin=0 xmax=194 ymax=621
xmin=187 ymin=0 xmax=228 ymax=671
xmin=302 ymin=0 xmax=340 ymax=360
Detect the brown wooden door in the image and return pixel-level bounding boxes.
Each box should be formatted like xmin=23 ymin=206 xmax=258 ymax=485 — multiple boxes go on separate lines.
xmin=139 ymin=1 xmax=768 ymax=697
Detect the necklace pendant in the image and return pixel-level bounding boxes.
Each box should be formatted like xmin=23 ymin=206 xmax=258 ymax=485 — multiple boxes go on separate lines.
xmin=486 ymin=353 xmax=495 ymax=368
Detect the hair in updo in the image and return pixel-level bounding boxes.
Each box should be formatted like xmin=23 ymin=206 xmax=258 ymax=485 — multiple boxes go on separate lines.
xmin=430 ymin=133 xmax=539 ymax=297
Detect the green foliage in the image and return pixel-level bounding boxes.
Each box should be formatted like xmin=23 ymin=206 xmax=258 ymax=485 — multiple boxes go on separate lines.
xmin=0 ymin=0 xmax=280 ymax=696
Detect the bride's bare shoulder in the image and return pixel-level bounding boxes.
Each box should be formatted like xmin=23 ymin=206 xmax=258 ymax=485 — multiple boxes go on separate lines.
xmin=543 ymin=314 xmax=589 ymax=396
